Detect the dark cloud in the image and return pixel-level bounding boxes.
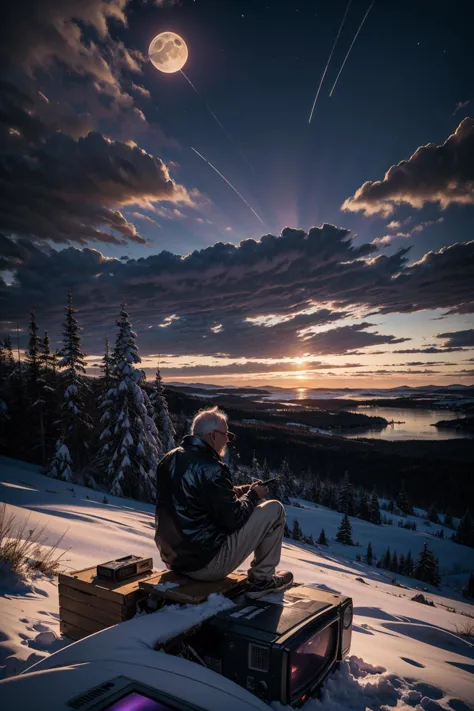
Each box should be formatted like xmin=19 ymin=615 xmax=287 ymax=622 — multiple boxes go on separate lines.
xmin=436 ymin=328 xmax=474 ymax=348
xmin=0 ymin=129 xmax=190 ymax=246
xmin=394 ymin=347 xmax=465 ymax=354
xmin=343 ymin=118 xmax=474 ymax=216
xmin=145 ymin=359 xmax=365 ymax=378
xmin=1 ymin=226 xmax=473 ymax=360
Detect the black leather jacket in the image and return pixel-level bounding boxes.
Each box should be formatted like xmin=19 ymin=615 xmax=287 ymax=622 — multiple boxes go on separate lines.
xmin=154 ymin=435 xmax=260 ymax=572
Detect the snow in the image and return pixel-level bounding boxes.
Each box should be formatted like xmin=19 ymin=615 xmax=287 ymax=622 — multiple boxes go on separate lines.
xmin=1 ymin=456 xmax=474 ymax=710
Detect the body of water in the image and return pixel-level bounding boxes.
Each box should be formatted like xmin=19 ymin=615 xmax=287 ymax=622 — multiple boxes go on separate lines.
xmin=343 ymin=406 xmax=473 ymax=441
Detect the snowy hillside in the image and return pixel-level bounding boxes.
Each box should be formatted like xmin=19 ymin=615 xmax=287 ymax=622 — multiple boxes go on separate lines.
xmin=1 ymin=456 xmax=474 ymax=710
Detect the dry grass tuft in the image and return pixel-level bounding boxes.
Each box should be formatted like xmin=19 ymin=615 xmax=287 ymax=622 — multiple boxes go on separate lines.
xmin=454 ymin=618 xmax=474 ymax=639
xmin=0 ymin=503 xmax=70 ymax=576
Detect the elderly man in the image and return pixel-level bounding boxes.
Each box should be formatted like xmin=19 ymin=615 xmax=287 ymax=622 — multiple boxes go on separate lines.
xmin=154 ymin=406 xmax=293 ymax=598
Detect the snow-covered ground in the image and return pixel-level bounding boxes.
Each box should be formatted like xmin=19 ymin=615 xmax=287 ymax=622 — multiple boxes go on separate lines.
xmin=1 ymin=455 xmax=474 ymax=710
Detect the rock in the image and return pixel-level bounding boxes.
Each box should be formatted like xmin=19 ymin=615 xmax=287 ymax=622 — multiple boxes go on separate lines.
xmin=355 ymin=577 xmax=368 ymax=584
xmin=411 ymin=593 xmax=435 ymax=606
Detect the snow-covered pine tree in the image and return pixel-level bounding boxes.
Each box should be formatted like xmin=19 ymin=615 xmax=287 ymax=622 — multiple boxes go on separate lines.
xmin=251 ymin=451 xmax=261 ymax=480
xmin=149 ymin=365 xmax=176 ymax=457
xmin=369 ymin=489 xmax=382 ymax=525
xmin=54 ymin=291 xmax=92 ymax=472
xmin=292 ymin=518 xmax=303 ymax=541
xmin=366 ymin=541 xmax=373 ymax=565
xmin=99 ymin=302 xmax=161 ymax=502
xmin=317 ymin=528 xmax=328 ymax=545
xmin=311 ymin=473 xmax=322 ymax=504
xmin=48 ymin=440 xmax=74 ymax=482
xmin=336 ymin=513 xmax=353 ymax=545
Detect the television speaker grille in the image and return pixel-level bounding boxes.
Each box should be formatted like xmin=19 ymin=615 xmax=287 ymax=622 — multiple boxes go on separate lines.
xmin=248 ymin=643 xmax=270 ymax=672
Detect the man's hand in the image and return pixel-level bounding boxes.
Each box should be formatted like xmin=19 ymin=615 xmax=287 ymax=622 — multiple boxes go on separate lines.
xmin=250 ymin=481 xmax=268 ymax=500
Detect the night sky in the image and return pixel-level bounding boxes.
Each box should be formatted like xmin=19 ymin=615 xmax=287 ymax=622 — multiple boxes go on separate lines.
xmin=1 ymin=0 xmax=473 ymax=387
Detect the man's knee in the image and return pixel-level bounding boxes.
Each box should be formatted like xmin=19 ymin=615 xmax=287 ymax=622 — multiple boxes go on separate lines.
xmin=259 ymin=499 xmax=285 ymax=522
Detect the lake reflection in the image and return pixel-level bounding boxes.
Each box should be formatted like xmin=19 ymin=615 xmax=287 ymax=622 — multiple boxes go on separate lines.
xmin=343 ymin=406 xmax=473 ymax=441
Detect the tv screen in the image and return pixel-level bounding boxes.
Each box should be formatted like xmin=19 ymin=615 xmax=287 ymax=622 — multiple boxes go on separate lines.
xmin=105 ymin=692 xmax=180 ymax=711
xmin=290 ymin=620 xmax=338 ymax=697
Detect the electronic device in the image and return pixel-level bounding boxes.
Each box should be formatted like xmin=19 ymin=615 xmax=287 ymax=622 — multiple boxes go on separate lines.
xmin=189 ymin=586 xmax=353 ymax=707
xmin=259 ymin=477 xmax=278 ymax=486
xmin=96 ymin=555 xmax=153 ymax=582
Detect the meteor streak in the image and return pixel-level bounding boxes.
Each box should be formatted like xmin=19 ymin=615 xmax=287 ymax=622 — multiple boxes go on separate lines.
xmin=329 ymin=0 xmax=376 ymax=98
xmin=308 ymin=0 xmax=352 ymax=124
xmin=181 ymin=71 xmax=254 ymax=172
xmin=191 ymin=147 xmax=267 ymax=229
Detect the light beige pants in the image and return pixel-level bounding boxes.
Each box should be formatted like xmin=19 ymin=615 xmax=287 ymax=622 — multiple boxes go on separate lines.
xmin=187 ymin=499 xmax=286 ymax=582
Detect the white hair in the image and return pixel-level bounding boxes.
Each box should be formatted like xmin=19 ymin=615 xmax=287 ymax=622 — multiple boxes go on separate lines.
xmin=191 ymin=406 xmax=228 ymax=437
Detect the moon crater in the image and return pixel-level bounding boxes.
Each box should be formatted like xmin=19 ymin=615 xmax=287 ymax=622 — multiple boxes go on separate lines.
xmin=148 ymin=31 xmax=188 ymax=74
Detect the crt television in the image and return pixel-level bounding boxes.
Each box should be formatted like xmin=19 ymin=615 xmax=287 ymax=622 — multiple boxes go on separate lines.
xmin=190 ymin=585 xmax=353 ymax=707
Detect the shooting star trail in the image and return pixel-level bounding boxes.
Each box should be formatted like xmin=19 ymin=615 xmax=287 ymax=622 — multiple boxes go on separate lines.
xmin=308 ymin=0 xmax=352 ymax=124
xmin=181 ymin=70 xmax=254 ymax=172
xmin=329 ymin=0 xmax=376 ymax=98
xmin=191 ymin=147 xmax=267 ymax=230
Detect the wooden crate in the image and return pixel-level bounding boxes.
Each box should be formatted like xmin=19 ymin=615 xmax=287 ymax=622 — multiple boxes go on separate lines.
xmin=59 ymin=565 xmax=158 ymax=641
xmin=138 ymin=569 xmax=247 ymax=605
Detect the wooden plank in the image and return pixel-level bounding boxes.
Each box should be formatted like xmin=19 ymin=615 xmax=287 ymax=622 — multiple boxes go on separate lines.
xmin=59 ymin=566 xmax=157 ymax=605
xmin=59 ymin=595 xmax=124 ymax=626
xmin=139 ymin=571 xmax=247 ymax=604
xmin=60 ymin=608 xmax=112 ymax=635
xmin=58 ymin=584 xmax=124 ymax=616
xmin=60 ymin=619 xmax=90 ymax=642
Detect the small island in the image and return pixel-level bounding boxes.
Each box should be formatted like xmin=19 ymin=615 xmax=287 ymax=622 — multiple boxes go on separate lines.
xmin=432 ymin=417 xmax=474 ymax=433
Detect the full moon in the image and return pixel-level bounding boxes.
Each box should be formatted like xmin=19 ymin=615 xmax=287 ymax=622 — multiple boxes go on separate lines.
xmin=148 ymin=32 xmax=188 ymax=74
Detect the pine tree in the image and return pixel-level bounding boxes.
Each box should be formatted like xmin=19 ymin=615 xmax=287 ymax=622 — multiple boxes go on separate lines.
xmin=443 ymin=510 xmax=454 ymax=529
xmin=292 ymin=518 xmax=303 ymax=541
xmin=251 ymin=451 xmax=261 ymax=480
xmin=338 ymin=472 xmax=356 ymax=516
xmin=149 ymin=365 xmax=176 ymax=457
xmin=317 ymin=528 xmax=328 ymax=545
xmin=396 ymin=482 xmax=412 ymax=515
xmin=413 ymin=542 xmax=440 ymax=586
xmin=100 ymin=336 xmax=113 ymax=391
xmin=383 ymin=547 xmax=391 ymax=569
xmin=279 ymin=457 xmax=293 ymax=499
xmin=366 ymin=541 xmax=373 ymax=565
xmin=399 ymin=553 xmax=406 ymax=575
xmin=358 ymin=490 xmax=371 ymax=521
xmin=336 ymin=513 xmax=353 ymax=545
xmin=311 ymin=474 xmax=322 ymax=504
xmin=390 ymin=551 xmax=399 ymax=573
xmin=48 ymin=440 xmax=73 ymax=482
xmin=464 ymin=571 xmax=474 ymax=599
xmin=98 ymin=302 xmax=161 ymax=501
xmin=284 ymin=522 xmax=290 ymax=538
xmin=54 ymin=291 xmax=92 ymax=471
xmin=455 ymin=510 xmax=474 ymax=548
xmin=25 ymin=310 xmax=47 ymax=464
xmin=405 ymin=550 xmax=414 ymax=577
xmin=369 ymin=489 xmax=382 ymax=525
xmin=428 ymin=503 xmax=440 ymax=524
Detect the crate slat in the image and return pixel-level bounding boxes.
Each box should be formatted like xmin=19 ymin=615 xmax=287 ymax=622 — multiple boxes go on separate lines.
xmin=59 ymin=595 xmax=124 ymax=626
xmin=58 ymin=584 xmax=125 ymax=616
xmin=60 ymin=607 xmax=114 ymax=635
xmin=60 ymin=619 xmax=91 ymax=642
xmin=139 ymin=570 xmax=247 ymax=604
xmin=58 ymin=566 xmax=157 ymax=605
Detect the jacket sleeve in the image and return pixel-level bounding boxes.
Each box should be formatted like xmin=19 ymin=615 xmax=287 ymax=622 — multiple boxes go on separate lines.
xmin=202 ymin=463 xmax=260 ymax=533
